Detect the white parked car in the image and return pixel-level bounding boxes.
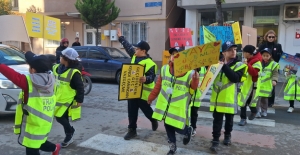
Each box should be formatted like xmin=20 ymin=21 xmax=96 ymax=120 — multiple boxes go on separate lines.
xmin=0 ymin=44 xmax=29 ymax=114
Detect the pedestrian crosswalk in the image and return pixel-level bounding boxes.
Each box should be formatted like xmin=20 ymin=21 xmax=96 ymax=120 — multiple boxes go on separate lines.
xmin=78 ymin=133 xmax=209 ymax=155
xmin=151 ymin=90 xmax=277 ymax=128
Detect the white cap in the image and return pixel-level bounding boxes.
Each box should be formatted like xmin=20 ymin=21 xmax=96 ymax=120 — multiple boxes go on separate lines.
xmin=61 ymin=47 xmax=79 ymax=60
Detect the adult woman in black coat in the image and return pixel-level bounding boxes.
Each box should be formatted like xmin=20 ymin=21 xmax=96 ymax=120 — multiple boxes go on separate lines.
xmin=258 ymin=30 xmax=283 ymax=107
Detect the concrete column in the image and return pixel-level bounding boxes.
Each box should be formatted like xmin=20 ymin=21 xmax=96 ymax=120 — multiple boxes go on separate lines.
xmin=185 ymin=9 xmax=198 ymax=49
xmin=244 ymin=6 xmax=253 ymax=27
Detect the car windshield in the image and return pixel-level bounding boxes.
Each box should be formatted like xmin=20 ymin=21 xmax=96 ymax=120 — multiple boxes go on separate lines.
xmin=104 ymin=48 xmax=130 ymax=59
xmin=0 ymin=46 xmax=26 ymax=65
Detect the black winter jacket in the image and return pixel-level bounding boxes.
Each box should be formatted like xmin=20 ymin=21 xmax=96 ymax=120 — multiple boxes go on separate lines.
xmin=55 ymin=46 xmax=67 ymax=63
xmin=221 ymin=58 xmax=246 ymax=83
xmin=258 ymin=42 xmax=283 ymax=63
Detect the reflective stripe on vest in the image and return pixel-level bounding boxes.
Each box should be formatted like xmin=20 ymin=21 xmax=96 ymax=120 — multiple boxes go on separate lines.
xmin=131 ymin=55 xmax=157 ymax=101
xmin=16 ymin=75 xmax=56 ymax=148
xmin=259 ymin=61 xmax=278 ymax=97
xmin=284 ymin=75 xmax=300 ymax=100
xmin=210 ymin=62 xmax=247 ymax=114
xmin=238 ymin=61 xmax=262 ymax=107
xmin=53 ymin=64 xmax=81 ymax=118
xmin=152 ymin=65 xmax=192 ymax=129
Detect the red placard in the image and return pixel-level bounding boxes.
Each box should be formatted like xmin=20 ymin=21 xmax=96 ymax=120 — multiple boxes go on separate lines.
xmin=169 ymin=28 xmax=193 ymax=47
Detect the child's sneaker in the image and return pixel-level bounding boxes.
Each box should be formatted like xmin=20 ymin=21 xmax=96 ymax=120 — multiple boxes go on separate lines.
xmin=52 ymin=143 xmax=61 ymax=155
xmin=191 ymin=128 xmax=196 ymax=136
xmin=183 ymin=126 xmax=193 ymax=145
xmin=261 ymin=111 xmax=267 ymax=117
xmin=255 ymin=112 xmax=261 ymax=118
xmin=167 ymin=142 xmax=177 ymax=155
xmin=287 ymin=107 xmax=294 ymax=113
xmin=61 ymin=127 xmax=75 ymax=147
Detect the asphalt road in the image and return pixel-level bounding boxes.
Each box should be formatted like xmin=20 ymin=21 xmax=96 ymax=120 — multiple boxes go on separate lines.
xmin=1 ymin=81 xmax=300 ymax=155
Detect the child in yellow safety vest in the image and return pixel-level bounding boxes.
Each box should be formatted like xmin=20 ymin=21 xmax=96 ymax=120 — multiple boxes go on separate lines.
xmin=256 ymin=48 xmax=279 ymax=117
xmin=190 ymin=66 xmax=207 ymax=136
xmin=0 ymin=51 xmax=60 ymax=155
xmin=284 ymin=66 xmax=300 ymax=113
xmin=53 ymin=48 xmax=84 ymax=148
xmin=148 ymin=48 xmax=199 ymax=155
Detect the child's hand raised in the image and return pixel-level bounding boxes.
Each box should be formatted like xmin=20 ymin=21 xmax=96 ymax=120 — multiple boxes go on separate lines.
xmin=117 ymin=28 xmax=122 ymax=38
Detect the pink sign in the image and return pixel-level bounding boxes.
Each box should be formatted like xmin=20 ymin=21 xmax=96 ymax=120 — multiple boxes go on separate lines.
xmin=169 ymin=28 xmax=193 ymax=47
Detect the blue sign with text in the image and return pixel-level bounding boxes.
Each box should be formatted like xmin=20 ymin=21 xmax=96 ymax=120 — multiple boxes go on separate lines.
xmin=145 ymin=2 xmax=162 ymax=7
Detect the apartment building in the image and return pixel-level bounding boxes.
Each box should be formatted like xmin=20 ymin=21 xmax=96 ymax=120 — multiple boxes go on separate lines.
xmin=5 ymin=0 xmax=184 ymax=66
xmin=178 ymin=0 xmax=300 ymax=55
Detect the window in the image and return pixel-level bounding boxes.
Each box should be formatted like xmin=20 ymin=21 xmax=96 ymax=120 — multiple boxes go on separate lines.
xmin=121 ymin=22 xmax=147 ymax=44
xmin=12 ymin=0 xmax=18 ymax=8
xmin=200 ymin=9 xmax=244 ymax=26
xmin=104 ymin=48 xmax=129 ymax=59
xmin=87 ymin=50 xmax=108 ymax=59
xmin=77 ymin=50 xmax=88 ymax=58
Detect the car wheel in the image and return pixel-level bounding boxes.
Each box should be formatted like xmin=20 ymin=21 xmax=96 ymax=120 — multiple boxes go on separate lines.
xmin=115 ymin=70 xmax=121 ymax=84
xmin=83 ymin=75 xmax=92 ymax=95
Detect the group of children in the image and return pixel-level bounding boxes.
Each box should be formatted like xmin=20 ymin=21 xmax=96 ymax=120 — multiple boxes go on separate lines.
xmin=117 ymin=28 xmax=298 ymax=154
xmin=1 ymin=47 xmax=83 ymax=155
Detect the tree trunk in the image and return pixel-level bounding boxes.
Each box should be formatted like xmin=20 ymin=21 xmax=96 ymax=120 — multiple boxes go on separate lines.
xmin=96 ymin=28 xmax=99 ymax=46
xmin=215 ymin=0 xmax=223 ymax=26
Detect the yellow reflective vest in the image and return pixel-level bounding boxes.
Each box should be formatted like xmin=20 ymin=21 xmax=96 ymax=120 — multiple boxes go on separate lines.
xmin=152 ymin=65 xmax=193 ymax=129
xmin=210 ymin=62 xmax=247 ymax=114
xmin=284 ymin=75 xmax=300 ymax=100
xmin=131 ymin=55 xmax=157 ymax=101
xmin=191 ymin=67 xmax=207 ymax=107
xmin=53 ymin=64 xmax=81 ymax=120
xmin=259 ymin=61 xmax=279 ymax=97
xmin=238 ymin=61 xmax=262 ymax=107
xmin=14 ymin=75 xmax=56 ymax=148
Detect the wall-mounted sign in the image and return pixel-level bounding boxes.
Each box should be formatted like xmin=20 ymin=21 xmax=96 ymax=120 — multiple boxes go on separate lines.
xmin=294 ymin=23 xmax=300 ymax=46
xmin=145 ymin=1 xmax=162 ymax=7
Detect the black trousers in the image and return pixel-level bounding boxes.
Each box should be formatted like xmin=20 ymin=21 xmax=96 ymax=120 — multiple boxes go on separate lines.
xmin=268 ymin=86 xmax=275 ymax=106
xmin=164 ymin=123 xmax=188 ymax=144
xmin=128 ymin=98 xmax=155 ymax=129
xmin=190 ymin=106 xmax=199 ymax=129
xmin=212 ymin=110 xmax=234 ymax=141
xmin=56 ymin=109 xmax=73 ymax=134
xmin=240 ymin=95 xmax=257 ymax=119
xmin=25 ymin=141 xmax=56 ymax=155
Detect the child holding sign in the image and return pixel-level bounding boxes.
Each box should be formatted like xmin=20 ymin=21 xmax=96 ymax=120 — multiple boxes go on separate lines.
xmin=148 ymin=48 xmax=199 ymax=155
xmin=284 ymin=66 xmax=300 ymax=113
xmin=117 ymin=28 xmax=159 ymax=140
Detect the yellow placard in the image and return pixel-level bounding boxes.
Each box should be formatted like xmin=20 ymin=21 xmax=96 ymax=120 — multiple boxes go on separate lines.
xmin=203 ymin=26 xmax=216 ymax=44
xmin=25 ymin=12 xmax=43 ymax=38
xmin=162 ymin=50 xmax=171 ymax=66
xmin=44 ymin=16 xmax=61 ymax=41
xmin=173 ymin=41 xmax=221 ymax=76
xmin=118 ymin=64 xmax=145 ymax=100
xmin=232 ymin=22 xmax=242 ymax=44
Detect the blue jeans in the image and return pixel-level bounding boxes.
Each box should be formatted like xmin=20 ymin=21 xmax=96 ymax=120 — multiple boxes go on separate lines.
xmin=164 ymin=122 xmax=188 ymax=144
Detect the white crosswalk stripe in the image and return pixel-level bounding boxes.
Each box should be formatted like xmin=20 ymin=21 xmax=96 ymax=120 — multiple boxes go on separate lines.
xmin=198 ymin=111 xmax=275 ymax=127
xmin=78 ymin=133 xmax=210 ymax=155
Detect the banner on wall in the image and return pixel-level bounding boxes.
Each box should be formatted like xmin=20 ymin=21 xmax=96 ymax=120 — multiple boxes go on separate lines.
xmin=199 ymin=63 xmax=223 ymax=100
xmin=202 ymin=26 xmax=216 ymax=44
xmin=118 ymin=64 xmax=145 ymax=100
xmin=232 ymin=22 xmax=242 ymax=45
xmin=25 ymin=12 xmax=61 ymax=41
xmin=44 ymin=16 xmax=61 ymax=41
xmin=173 ymin=41 xmax=221 ymax=76
xmin=169 ymin=28 xmax=193 ymax=47
xmin=25 ymin=12 xmax=44 ymax=38
xmin=294 ymin=24 xmax=300 ymax=46
xmin=200 ymin=26 xmax=234 ymax=51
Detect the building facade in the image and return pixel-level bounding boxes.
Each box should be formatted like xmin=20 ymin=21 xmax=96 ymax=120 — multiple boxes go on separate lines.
xmin=178 ymin=0 xmax=300 ymax=55
xmin=4 ymin=0 xmax=184 ymax=66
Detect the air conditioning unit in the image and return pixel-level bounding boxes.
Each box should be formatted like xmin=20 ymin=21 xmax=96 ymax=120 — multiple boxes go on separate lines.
xmin=284 ymin=4 xmax=300 ymax=21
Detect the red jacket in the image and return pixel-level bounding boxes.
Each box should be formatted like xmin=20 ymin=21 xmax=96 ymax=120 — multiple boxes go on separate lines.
xmin=148 ymin=61 xmax=199 ymax=102
xmin=247 ymin=52 xmax=262 ymax=82
xmin=0 ymin=64 xmax=29 ymax=103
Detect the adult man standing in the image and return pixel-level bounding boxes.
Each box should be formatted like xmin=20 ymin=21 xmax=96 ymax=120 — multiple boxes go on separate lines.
xmin=72 ymin=37 xmax=81 ymax=46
